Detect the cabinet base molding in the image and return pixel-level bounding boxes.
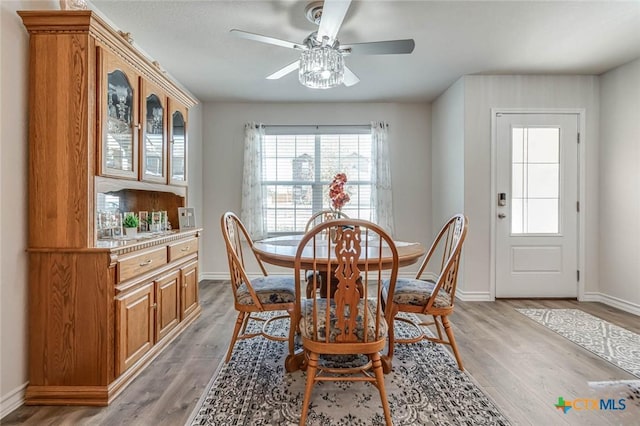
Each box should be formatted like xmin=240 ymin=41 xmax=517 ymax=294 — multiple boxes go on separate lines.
xmin=25 ymin=306 xmax=201 ymax=406
xmin=25 ymin=386 xmax=110 ymax=406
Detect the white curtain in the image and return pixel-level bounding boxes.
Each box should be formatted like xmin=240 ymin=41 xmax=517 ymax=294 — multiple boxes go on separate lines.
xmin=371 ymin=121 xmax=395 ymax=236
xmin=240 ymin=122 xmax=266 ymax=240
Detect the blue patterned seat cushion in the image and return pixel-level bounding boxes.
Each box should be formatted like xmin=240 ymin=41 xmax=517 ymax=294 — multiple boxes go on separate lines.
xmin=299 ymin=298 xmax=388 ymax=342
xmin=383 ymin=278 xmax=451 ymax=308
xmin=236 ymin=276 xmax=296 ymax=305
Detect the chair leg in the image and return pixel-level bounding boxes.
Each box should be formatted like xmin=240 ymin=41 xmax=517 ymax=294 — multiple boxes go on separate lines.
xmin=385 ymin=306 xmax=398 ymax=362
xmin=225 ymin=311 xmax=246 ymax=363
xmin=433 ymin=315 xmax=444 ymax=341
xmin=442 ymin=315 xmax=464 ymax=371
xmin=300 ymin=351 xmax=319 ymax=426
xmin=371 ymin=353 xmax=392 ymax=426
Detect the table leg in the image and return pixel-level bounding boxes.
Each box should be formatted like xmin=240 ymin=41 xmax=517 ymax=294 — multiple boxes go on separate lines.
xmin=285 ymin=350 xmax=305 ymax=372
xmin=380 ymin=354 xmax=393 ymax=374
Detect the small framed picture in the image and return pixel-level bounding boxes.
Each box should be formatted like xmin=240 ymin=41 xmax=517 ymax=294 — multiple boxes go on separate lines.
xmin=139 ymin=211 xmax=148 ymax=232
xmin=151 ymin=211 xmax=162 ymax=232
xmin=178 ymin=207 xmax=196 ymax=230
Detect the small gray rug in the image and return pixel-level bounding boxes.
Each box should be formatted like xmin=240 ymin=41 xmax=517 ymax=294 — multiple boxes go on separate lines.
xmin=188 ymin=313 xmax=510 ymax=425
xmin=516 ymin=308 xmax=640 ymax=378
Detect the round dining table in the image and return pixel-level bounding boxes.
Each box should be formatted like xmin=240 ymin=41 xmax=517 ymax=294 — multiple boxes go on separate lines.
xmin=253 ymin=233 xmax=426 ymax=372
xmin=253 ymin=234 xmax=426 ymax=270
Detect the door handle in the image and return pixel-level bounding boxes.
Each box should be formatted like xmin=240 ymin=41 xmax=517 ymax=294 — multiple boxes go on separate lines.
xmin=498 ymin=213 xmax=506 ymax=219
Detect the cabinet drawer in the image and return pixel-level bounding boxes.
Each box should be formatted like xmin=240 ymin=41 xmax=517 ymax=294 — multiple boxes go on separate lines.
xmin=168 ymin=237 xmax=198 ymax=262
xmin=118 ymin=246 xmax=168 ymax=282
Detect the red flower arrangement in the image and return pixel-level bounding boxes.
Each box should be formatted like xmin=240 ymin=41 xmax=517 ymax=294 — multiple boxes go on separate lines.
xmin=329 ymin=172 xmax=351 ymax=211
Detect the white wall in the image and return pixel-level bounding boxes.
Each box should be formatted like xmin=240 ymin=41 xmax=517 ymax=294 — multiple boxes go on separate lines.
xmin=0 ymin=1 xmax=204 ymax=416
xmin=461 ymin=75 xmax=600 ymax=300
xmin=599 ymin=58 xmax=640 ymax=312
xmin=201 ymin=102 xmax=432 ymax=278
xmin=431 ymin=78 xmax=465 ymax=232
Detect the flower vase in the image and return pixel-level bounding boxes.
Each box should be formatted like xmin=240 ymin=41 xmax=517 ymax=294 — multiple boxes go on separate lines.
xmin=124 ymin=227 xmax=137 ymax=238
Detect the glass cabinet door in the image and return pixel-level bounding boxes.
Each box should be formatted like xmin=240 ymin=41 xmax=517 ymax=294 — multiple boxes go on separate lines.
xmin=169 ymin=99 xmax=188 ymax=185
xmin=141 ymin=81 xmax=167 ymax=182
xmin=101 ymin=51 xmax=139 ymax=179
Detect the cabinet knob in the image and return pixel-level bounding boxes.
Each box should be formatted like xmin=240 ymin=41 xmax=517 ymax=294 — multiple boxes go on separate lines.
xmin=132 ymin=123 xmax=141 ymax=130
xmin=151 ymin=303 xmax=158 ymax=310
xmin=180 ymin=246 xmax=190 ymax=252
xmin=139 ymin=259 xmax=153 ymax=266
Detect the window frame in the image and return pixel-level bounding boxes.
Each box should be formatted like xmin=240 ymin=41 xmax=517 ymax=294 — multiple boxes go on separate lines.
xmin=262 ymin=125 xmax=372 ymax=236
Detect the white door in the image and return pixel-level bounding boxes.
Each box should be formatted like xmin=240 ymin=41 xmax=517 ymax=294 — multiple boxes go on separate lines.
xmin=495 ymin=113 xmax=579 ymax=298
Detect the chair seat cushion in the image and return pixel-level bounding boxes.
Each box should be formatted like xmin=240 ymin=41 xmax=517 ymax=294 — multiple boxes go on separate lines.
xmin=299 ymin=298 xmax=388 ymax=342
xmin=236 ymin=276 xmax=295 ymax=305
xmin=383 ymin=278 xmax=451 ymax=308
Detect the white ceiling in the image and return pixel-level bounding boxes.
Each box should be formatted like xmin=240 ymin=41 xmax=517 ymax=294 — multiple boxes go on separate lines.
xmin=90 ymin=0 xmax=640 ymax=103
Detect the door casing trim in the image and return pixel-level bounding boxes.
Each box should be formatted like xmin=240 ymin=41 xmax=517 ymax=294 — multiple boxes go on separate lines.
xmin=489 ymin=108 xmax=586 ymax=300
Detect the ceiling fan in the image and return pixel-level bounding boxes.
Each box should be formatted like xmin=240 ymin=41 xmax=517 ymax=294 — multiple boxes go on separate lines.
xmin=230 ymin=0 xmax=415 ymax=89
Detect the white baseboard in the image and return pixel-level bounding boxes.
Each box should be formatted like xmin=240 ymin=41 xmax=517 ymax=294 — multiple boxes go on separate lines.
xmin=0 ymin=382 xmax=26 ymax=420
xmin=582 ymin=292 xmax=640 ymax=316
xmin=455 ymin=290 xmax=493 ymax=302
xmin=200 ymin=272 xmax=231 ymax=281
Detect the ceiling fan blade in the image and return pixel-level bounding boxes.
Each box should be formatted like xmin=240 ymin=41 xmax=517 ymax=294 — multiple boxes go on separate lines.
xmin=230 ymin=29 xmax=304 ymax=50
xmin=343 ymin=66 xmax=359 ymax=87
xmin=317 ymin=0 xmax=352 ymax=42
xmin=341 ymin=39 xmax=415 ymax=55
xmin=266 ymin=60 xmax=300 ymax=80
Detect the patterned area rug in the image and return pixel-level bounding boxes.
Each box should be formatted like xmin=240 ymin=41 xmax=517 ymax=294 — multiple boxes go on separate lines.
xmin=516 ymin=308 xmax=640 ymax=378
xmin=188 ymin=313 xmax=510 ymax=425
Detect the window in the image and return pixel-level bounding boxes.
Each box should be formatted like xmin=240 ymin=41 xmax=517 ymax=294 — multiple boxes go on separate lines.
xmin=262 ymin=126 xmax=372 ymax=234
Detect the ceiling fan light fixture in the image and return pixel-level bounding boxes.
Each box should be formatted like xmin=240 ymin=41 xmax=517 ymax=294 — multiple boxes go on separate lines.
xmin=299 ymin=45 xmax=344 ymax=89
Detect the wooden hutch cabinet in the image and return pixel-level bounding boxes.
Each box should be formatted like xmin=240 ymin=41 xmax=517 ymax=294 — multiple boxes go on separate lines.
xmin=19 ymin=10 xmax=201 ymax=406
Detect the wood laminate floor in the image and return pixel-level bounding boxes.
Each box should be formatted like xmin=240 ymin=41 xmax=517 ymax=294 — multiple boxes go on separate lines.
xmin=3 ymin=281 xmax=638 ymax=425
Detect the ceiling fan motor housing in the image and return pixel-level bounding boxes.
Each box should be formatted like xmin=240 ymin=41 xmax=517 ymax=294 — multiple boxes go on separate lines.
xmin=305 ymin=1 xmax=324 ymax=25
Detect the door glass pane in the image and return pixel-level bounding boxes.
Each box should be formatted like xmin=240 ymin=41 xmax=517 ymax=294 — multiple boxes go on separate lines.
xmin=511 ymin=127 xmax=560 ymax=234
xmin=171 ymin=111 xmax=185 ymax=181
xmin=527 ymin=164 xmax=559 ymax=198
xmin=512 ymin=198 xmax=524 ymax=234
xmin=106 ymin=70 xmax=134 ymax=171
xmin=528 ymin=128 xmax=559 ymax=163
xmin=144 ymin=94 xmax=164 ymax=177
xmin=527 ymin=199 xmax=559 ymax=233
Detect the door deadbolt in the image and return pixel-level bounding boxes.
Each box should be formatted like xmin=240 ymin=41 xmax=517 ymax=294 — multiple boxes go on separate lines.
xmin=498 ymin=192 xmax=507 ymax=206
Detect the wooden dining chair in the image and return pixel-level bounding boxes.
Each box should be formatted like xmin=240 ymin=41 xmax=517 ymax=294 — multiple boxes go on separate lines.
xmin=383 ymin=214 xmax=468 ymax=370
xmin=303 ymin=209 xmax=350 ymax=298
xmin=220 ymin=212 xmax=296 ymax=363
xmin=292 ymin=219 xmax=399 ymax=426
